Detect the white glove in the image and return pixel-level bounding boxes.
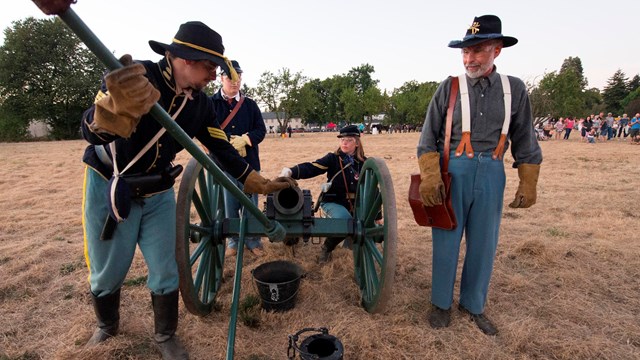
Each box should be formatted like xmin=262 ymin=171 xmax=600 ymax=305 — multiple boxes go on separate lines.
xmin=230 ymin=134 xmax=251 ymax=157
xmin=279 ymin=167 xmax=292 ymax=177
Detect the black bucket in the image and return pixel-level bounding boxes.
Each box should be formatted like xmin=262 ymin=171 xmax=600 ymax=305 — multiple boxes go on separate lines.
xmin=252 ymin=260 xmax=304 ymax=312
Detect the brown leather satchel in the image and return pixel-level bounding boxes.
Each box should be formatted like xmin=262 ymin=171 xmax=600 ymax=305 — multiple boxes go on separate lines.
xmin=408 ymin=76 xmax=459 ymax=230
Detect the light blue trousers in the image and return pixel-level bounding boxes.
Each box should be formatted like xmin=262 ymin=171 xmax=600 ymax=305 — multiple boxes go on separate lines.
xmin=431 ymin=152 xmax=505 ymax=314
xmin=82 ymin=167 xmax=179 ymax=297
xmin=320 ymin=202 xmax=353 ymax=250
xmin=223 ymin=172 xmax=261 ymax=250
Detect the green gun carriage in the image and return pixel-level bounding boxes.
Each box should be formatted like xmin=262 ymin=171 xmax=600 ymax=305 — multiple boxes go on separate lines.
xmin=175 ymin=156 xmax=398 ymax=317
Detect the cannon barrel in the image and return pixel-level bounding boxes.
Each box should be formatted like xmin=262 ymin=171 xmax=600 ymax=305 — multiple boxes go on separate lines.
xmin=273 ymin=186 xmax=304 ymax=215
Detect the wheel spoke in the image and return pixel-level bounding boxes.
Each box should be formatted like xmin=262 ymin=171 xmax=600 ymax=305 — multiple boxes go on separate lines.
xmin=365 ymin=225 xmax=384 ymax=238
xmin=202 ymin=249 xmax=213 ymax=304
xmin=364 ymin=193 xmax=382 ymax=225
xmin=363 ymin=237 xmax=384 ymax=266
xmin=193 ymin=245 xmax=211 ymax=295
xmin=197 ymin=171 xmax=212 ymax=222
xmin=362 ymin=171 xmax=379 ymax=208
xmin=191 ymin=191 xmax=211 ymax=227
xmin=189 ymin=236 xmax=211 ymax=266
xmin=362 ymin=249 xmax=379 ymax=301
xmin=188 ymin=223 xmax=212 ymax=237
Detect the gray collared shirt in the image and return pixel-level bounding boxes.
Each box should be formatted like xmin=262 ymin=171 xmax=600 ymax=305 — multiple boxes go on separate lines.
xmin=417 ymin=67 xmax=542 ymax=168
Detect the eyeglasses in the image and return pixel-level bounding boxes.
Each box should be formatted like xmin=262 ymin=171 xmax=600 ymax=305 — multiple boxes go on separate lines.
xmin=199 ymin=60 xmax=218 ymax=75
xmin=339 ymin=138 xmax=356 ymax=143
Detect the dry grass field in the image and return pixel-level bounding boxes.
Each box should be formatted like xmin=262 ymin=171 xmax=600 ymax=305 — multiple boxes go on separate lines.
xmin=1 ymin=132 xmax=639 ymax=360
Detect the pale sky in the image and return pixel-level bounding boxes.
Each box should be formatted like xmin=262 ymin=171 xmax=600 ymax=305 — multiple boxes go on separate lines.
xmin=2 ymin=0 xmax=639 ymax=93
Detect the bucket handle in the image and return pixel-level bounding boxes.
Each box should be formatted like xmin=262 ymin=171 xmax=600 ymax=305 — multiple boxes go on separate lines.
xmin=259 ymin=287 xmax=300 ymax=305
xmin=287 ymin=327 xmax=330 ymax=360
xmin=250 ymin=270 xmax=306 ymax=304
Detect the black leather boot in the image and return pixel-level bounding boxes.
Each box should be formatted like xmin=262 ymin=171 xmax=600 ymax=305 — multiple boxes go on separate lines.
xmin=86 ymin=289 xmax=120 ymax=347
xmin=428 ymin=304 xmax=451 ymax=329
xmin=459 ymin=305 xmax=498 ymax=336
xmin=152 ymin=290 xmax=189 ymax=360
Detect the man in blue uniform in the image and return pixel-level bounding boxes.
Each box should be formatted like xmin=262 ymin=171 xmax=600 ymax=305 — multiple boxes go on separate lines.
xmin=417 ymin=15 xmax=542 ymax=336
xmin=280 ymin=125 xmax=367 ymax=262
xmin=211 ymin=60 xmax=267 ymax=257
xmin=80 ymin=22 xmax=293 ymax=359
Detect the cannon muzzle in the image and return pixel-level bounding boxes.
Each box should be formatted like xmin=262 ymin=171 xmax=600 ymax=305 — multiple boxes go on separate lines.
xmin=273 ymin=186 xmax=304 ymax=215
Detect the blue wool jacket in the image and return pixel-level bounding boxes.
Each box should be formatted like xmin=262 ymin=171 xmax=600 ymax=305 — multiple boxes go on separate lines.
xmin=211 ymin=91 xmax=266 ymax=171
xmin=289 ymin=151 xmax=365 ymax=211
xmin=81 ymin=56 xmax=252 ymax=181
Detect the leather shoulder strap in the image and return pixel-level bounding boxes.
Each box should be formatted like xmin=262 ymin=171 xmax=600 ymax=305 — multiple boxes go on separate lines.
xmin=443 ymin=76 xmax=459 ymax=172
xmin=220 ymin=95 xmax=245 ymax=130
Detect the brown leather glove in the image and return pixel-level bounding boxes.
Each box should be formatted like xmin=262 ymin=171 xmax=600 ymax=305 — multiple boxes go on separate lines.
xmin=418 ymin=152 xmax=446 ymax=207
xmin=509 ymin=163 xmax=540 ymax=208
xmin=243 ymin=170 xmax=298 ymax=195
xmin=91 ymin=54 xmax=160 ymax=138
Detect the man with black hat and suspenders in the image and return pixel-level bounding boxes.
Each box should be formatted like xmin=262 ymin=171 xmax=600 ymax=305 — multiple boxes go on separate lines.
xmin=80 ymin=22 xmax=294 ymax=359
xmin=417 ymin=15 xmax=542 ymax=335
xmin=211 ymin=60 xmax=268 ymax=257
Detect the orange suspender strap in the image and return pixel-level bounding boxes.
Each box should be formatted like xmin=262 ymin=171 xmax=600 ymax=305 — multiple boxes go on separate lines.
xmin=455 ymin=74 xmax=474 ymax=158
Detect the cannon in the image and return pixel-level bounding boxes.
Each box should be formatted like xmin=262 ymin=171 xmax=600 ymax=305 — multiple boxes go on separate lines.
xmin=176 ymin=158 xmax=397 ymax=317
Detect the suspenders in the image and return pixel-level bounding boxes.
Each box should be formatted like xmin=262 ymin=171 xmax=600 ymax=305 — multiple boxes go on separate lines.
xmin=455 ymin=73 xmax=512 ymax=160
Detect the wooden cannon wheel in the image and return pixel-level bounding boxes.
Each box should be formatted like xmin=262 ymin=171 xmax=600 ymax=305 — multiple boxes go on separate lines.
xmin=175 ymin=157 xmax=226 ymax=316
xmin=352 ymin=157 xmax=397 ymax=313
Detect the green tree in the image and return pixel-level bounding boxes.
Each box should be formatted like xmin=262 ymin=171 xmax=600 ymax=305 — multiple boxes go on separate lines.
xmin=528 ymin=56 xmax=598 ymax=118
xmin=534 ymin=71 xmax=582 ymax=118
xmin=622 ymin=87 xmax=640 ymax=116
xmin=341 ymin=64 xmax=386 ymax=130
xmin=297 ymin=74 xmax=351 ymax=127
xmin=341 ymin=86 xmax=385 ymax=130
xmin=601 ymin=69 xmax=629 ymax=115
xmin=0 ymin=17 xmax=104 ymax=140
xmin=254 ymin=68 xmax=306 ymax=134
xmin=321 ymin=75 xmax=350 ymax=125
xmin=387 ymin=80 xmax=438 ymax=127
xmin=583 ymin=88 xmax=603 ymax=116
xmin=296 ymin=78 xmax=326 ymax=125
xmin=627 ymin=74 xmax=640 ymax=92
xmin=347 ymin=63 xmax=378 ymax=94
xmin=559 ymin=56 xmax=588 ymax=89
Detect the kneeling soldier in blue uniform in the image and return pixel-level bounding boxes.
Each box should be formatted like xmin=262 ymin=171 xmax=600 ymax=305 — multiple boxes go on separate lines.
xmin=279 ymin=125 xmax=367 ymax=263
xmin=80 ymin=22 xmax=294 ymax=359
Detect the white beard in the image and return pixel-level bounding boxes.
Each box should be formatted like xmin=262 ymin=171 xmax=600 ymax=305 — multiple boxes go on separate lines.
xmin=465 ymin=59 xmax=494 ymax=79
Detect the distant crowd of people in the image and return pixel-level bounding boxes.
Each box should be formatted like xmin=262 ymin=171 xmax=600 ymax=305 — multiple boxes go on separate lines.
xmin=536 ymin=112 xmax=640 ymax=144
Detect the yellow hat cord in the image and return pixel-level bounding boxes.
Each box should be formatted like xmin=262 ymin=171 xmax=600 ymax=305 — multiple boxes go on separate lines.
xmin=172 ymin=38 xmax=239 ymax=82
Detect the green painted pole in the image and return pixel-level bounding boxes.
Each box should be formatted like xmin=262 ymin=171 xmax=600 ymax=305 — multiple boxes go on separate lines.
xmin=226 ymin=214 xmax=247 ymax=360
